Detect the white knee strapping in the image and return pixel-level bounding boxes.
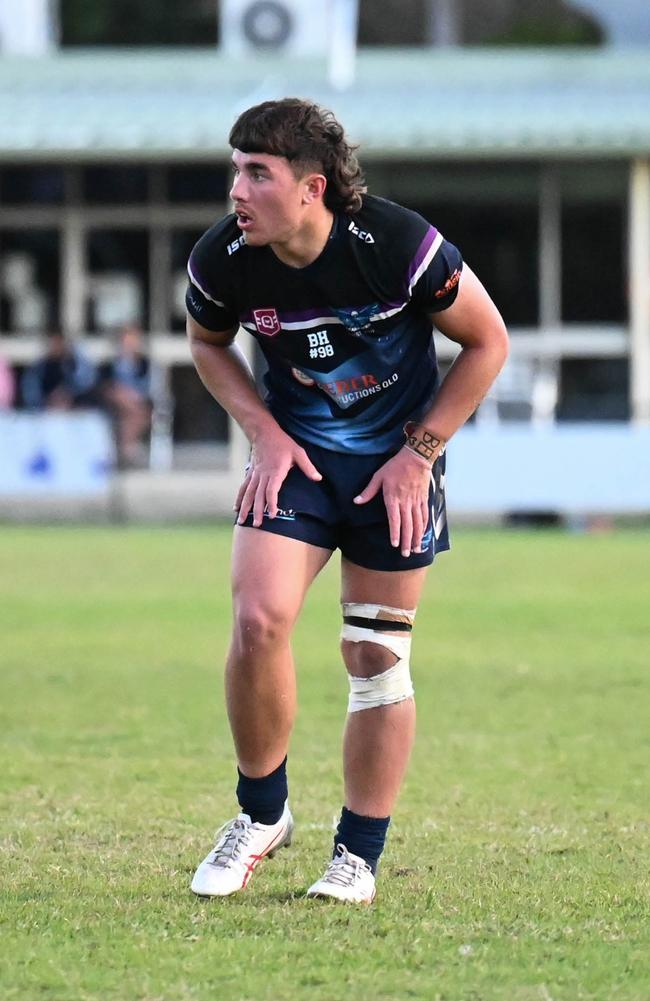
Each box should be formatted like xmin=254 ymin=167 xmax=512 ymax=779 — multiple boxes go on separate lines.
xmin=346 ymin=658 xmax=414 ymax=712
xmin=341 ymin=603 xmax=416 ymax=713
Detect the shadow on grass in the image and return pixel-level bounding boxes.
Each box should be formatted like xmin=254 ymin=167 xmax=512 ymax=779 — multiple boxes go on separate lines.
xmin=190 ymin=888 xmax=312 ymax=906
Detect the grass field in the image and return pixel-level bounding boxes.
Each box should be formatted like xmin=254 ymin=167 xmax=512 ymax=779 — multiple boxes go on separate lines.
xmin=1 ymin=525 xmax=649 ymax=1001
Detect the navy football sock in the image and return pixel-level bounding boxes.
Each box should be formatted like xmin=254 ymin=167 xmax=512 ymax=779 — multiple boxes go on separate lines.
xmin=236 ymin=757 xmax=288 ymax=825
xmin=334 ymin=806 xmax=390 ymax=874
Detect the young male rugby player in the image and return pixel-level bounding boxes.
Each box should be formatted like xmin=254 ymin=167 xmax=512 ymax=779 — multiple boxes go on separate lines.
xmin=186 ymin=98 xmax=508 ymax=904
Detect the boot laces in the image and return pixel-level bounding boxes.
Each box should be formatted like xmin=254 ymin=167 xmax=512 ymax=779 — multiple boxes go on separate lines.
xmin=321 ymin=844 xmax=371 ymax=887
xmin=209 ymin=817 xmax=254 ymax=868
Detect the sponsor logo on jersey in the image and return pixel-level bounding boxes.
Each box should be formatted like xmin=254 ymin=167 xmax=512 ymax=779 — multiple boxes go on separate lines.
xmin=322 ymin=371 xmax=398 ymax=408
xmin=227 ymin=235 xmax=246 ymax=256
xmin=434 ymin=268 xmax=461 ymax=298
xmin=253 ymin=308 xmax=281 ymax=336
xmin=290 ymin=367 xmax=399 ymax=409
xmin=321 ymin=373 xmax=378 ymax=396
xmin=292 ymin=367 xmax=316 ymax=386
xmin=348 ymin=221 xmax=375 ymax=244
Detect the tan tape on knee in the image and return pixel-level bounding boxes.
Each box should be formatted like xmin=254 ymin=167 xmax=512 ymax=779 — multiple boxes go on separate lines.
xmin=341 ymin=602 xmax=416 ymax=627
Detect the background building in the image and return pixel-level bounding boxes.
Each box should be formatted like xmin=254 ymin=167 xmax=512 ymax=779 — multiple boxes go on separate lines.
xmin=1 ymin=0 xmax=649 ymax=517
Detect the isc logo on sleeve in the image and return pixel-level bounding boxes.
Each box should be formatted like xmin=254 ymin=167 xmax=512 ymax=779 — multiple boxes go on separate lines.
xmin=348 ymin=221 xmax=375 ymax=244
xmin=227 ymin=235 xmax=246 ymax=256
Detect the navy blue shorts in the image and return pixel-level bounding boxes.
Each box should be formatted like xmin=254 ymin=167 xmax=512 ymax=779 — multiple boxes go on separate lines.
xmin=238 ymin=437 xmax=450 ymax=572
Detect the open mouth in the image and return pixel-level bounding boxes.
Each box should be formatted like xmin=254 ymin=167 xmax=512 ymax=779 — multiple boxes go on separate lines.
xmin=236 ymin=210 xmax=254 ymax=229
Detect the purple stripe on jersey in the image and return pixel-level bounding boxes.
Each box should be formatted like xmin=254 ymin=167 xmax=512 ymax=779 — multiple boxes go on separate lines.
xmin=240 ymin=302 xmax=408 ymax=325
xmin=283 ymin=306 xmax=336 ymax=323
xmin=188 ymin=257 xmax=214 ymax=298
xmin=240 ymin=306 xmax=335 ymax=324
xmin=406 ymin=226 xmax=438 ymax=287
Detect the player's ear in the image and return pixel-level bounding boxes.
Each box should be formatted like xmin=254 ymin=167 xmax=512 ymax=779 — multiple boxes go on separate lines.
xmin=303 ymin=173 xmax=327 ymax=204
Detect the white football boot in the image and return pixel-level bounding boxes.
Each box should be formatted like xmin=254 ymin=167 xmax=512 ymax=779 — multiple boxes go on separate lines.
xmin=191 ymin=802 xmax=293 ymax=897
xmin=306 ymin=844 xmax=376 ymax=904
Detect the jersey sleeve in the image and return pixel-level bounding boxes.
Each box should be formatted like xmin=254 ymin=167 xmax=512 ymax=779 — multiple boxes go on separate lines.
xmin=185 ymin=227 xmax=239 ymax=332
xmin=351 ymin=198 xmax=463 ymax=315
xmin=407 ymin=229 xmax=464 ymax=313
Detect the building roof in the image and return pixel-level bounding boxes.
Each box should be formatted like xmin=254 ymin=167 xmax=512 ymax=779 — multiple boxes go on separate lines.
xmin=1 ymin=47 xmax=650 ymax=161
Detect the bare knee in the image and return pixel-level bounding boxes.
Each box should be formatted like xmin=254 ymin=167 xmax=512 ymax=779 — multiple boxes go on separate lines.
xmin=232 ymin=600 xmax=294 ymax=657
xmin=341 ymin=638 xmax=398 ymax=679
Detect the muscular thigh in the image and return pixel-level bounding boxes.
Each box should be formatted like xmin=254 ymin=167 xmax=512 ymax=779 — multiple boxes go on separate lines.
xmin=231 ymin=525 xmax=331 ymax=626
xmin=341 ymin=559 xmax=429 ymax=609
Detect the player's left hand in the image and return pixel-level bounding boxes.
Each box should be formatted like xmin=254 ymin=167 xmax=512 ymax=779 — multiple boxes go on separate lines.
xmin=353 ymin=447 xmax=431 ymax=557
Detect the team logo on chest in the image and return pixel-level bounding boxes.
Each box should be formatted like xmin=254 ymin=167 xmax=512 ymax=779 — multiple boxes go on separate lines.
xmin=331 ymin=303 xmax=379 ymax=336
xmin=253 ymin=308 xmax=281 ymax=336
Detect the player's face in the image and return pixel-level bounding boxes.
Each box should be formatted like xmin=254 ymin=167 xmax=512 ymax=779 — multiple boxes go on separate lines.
xmin=230 ymin=150 xmax=311 ymax=247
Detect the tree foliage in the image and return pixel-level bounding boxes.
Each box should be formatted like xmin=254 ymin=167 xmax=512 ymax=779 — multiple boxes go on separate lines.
xmin=60 ymin=0 xmax=604 ymax=48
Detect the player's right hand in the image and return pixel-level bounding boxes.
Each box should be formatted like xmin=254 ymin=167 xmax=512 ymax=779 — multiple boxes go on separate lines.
xmin=235 ymin=427 xmax=321 ymax=528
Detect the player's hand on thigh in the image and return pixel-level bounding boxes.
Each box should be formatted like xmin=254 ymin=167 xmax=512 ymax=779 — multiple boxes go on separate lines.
xmin=234 ymin=465 xmax=254 ymax=516
xmin=236 ymin=426 xmax=322 ymax=527
xmin=354 ymin=448 xmax=431 ymax=556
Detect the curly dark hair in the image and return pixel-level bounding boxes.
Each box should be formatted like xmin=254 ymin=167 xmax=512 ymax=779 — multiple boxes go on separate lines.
xmin=229 ymin=98 xmax=366 ymax=214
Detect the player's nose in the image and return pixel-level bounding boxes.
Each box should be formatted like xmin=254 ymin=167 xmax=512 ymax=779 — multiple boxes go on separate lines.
xmin=230 ymin=172 xmax=247 ymax=202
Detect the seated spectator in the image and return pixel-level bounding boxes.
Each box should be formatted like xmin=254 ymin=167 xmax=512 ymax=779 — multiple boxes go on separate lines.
xmin=0 ymin=352 xmax=16 ymax=409
xmin=100 ymin=324 xmax=152 ymax=469
xmin=21 ymin=331 xmax=97 ymax=410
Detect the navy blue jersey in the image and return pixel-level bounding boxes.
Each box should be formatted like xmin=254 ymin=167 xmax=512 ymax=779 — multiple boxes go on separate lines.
xmin=186 ymin=194 xmax=462 ymax=454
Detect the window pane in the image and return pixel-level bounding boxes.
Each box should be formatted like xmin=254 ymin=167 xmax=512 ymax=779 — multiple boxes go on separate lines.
xmin=86 ymin=230 xmax=148 ymax=332
xmin=561 ymin=202 xmax=626 ymax=323
xmin=83 ymin=166 xmax=149 ymax=204
xmin=374 ymin=162 xmax=539 ymax=207
xmin=0 ymin=166 xmax=65 ymax=205
xmin=168 ymin=165 xmax=229 ymax=203
xmin=0 ymin=230 xmax=60 ymax=332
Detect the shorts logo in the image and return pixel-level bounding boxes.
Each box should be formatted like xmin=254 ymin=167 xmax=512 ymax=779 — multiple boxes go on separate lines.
xmin=253 ymin=308 xmax=281 ymax=336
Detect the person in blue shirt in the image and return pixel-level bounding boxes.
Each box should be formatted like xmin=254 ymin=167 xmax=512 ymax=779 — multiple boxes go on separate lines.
xmin=22 ymin=331 xmax=96 ymax=411
xmin=186 ymin=98 xmax=508 ymax=904
xmin=100 ymin=324 xmax=151 ymax=468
